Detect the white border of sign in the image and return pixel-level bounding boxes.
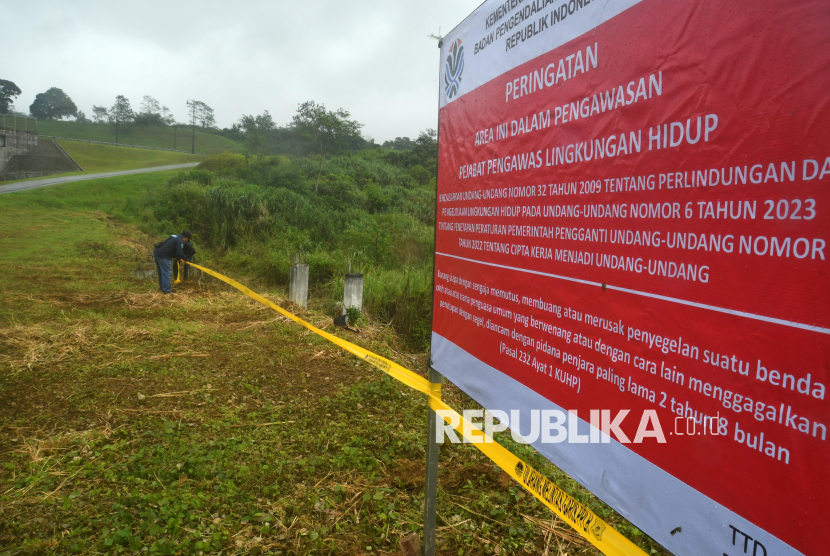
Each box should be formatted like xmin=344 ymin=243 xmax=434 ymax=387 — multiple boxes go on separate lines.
xmin=439 ymin=0 xmax=642 ymax=109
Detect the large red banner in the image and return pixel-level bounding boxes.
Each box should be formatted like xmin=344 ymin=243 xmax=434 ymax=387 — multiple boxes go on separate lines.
xmin=432 ymin=1 xmax=829 ymax=554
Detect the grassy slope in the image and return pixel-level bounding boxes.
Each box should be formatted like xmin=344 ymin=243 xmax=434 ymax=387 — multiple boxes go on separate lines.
xmin=0 ymin=142 xmax=203 ymax=186
xmin=37 ymin=120 xmax=242 ymax=156
xmin=0 ymin=174 xmax=668 ymax=555
xmin=59 ymin=141 xmax=203 ymax=173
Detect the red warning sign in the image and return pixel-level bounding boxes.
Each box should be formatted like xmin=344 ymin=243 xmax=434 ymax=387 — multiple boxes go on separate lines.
xmin=432 ymin=1 xmax=829 ymax=554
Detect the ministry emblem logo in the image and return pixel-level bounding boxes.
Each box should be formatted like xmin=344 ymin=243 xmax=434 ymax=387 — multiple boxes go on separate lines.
xmin=444 ymin=39 xmax=465 ymax=99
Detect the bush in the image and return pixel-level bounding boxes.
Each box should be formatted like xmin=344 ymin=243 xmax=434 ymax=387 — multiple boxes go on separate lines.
xmin=264 ymin=163 xmax=306 ymax=191
xmin=197 ymin=153 xmax=248 ymax=172
xmin=141 ymin=150 xmax=436 ymax=349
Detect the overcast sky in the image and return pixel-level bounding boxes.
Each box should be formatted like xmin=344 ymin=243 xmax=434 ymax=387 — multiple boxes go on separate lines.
xmin=6 ymin=0 xmax=483 ymax=143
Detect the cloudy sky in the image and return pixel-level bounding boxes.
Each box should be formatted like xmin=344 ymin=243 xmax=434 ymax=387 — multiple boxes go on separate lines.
xmin=6 ymin=0 xmax=483 ymax=142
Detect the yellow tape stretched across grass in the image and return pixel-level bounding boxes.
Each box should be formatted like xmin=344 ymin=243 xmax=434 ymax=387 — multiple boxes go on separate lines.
xmin=186 ymin=262 xmax=646 ymax=556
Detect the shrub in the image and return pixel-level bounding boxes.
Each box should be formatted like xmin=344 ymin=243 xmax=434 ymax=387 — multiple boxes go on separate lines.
xmin=197 ymin=153 xmax=248 ymax=172
xmin=143 ymin=150 xmax=436 ymax=349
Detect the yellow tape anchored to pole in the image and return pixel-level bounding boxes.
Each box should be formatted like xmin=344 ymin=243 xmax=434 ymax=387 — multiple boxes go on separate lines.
xmin=185 ymin=262 xmax=646 ymax=556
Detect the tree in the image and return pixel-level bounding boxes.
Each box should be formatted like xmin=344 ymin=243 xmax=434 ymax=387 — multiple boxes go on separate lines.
xmin=108 ymin=95 xmax=134 ymax=143
xmin=382 ymin=136 xmax=415 ymax=151
xmin=134 ymin=95 xmax=165 ymax=126
xmin=29 ymin=87 xmax=78 ymax=120
xmin=0 ymin=79 xmax=21 ymax=114
xmin=291 ymin=101 xmax=363 ymax=192
xmin=161 ymin=105 xmax=175 ymax=125
xmin=75 ymin=110 xmax=90 ymax=123
xmin=92 ymin=105 xmax=109 ymax=123
xmin=413 ymin=129 xmax=438 ymax=175
xmin=140 ymin=95 xmax=160 ymax=116
xmin=186 ymin=100 xmax=216 ymax=131
xmin=238 ymin=111 xmax=275 ymax=154
xmin=197 ymin=102 xmax=216 ymax=128
xmin=184 ymin=100 xmax=217 ymax=152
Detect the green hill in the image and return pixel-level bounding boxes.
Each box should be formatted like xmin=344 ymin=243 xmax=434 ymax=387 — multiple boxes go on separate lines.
xmin=36 ymin=120 xmax=242 ymax=156
xmin=0 ymin=140 xmax=204 ymax=185
xmin=58 ymin=140 xmax=203 ymax=173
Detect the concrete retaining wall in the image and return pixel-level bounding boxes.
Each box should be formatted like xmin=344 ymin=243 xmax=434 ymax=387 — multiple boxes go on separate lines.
xmin=0 ymin=171 xmax=58 ymax=181
xmin=0 ymin=137 xmax=83 ymax=179
xmin=0 ymin=130 xmax=38 ymax=173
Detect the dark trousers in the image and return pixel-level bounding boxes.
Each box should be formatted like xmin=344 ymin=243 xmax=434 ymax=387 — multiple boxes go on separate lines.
xmin=154 ymin=255 xmax=172 ymax=292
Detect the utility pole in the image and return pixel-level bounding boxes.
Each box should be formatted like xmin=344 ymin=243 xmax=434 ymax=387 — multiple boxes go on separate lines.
xmin=187 ymin=99 xmax=197 ymax=154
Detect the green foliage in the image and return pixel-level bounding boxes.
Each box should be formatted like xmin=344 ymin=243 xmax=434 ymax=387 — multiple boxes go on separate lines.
xmin=238 ymin=111 xmax=276 ymax=154
xmin=345 ymin=305 xmax=362 ymax=326
xmin=129 ymin=150 xmax=435 ymax=348
xmin=291 ymin=101 xmax=363 ymax=157
xmin=0 ymin=79 xmax=21 ymax=114
xmin=382 ymin=136 xmax=415 ymax=150
xmin=380 ymin=129 xmax=438 ymax=176
xmin=29 ymin=87 xmax=78 ymax=120
xmin=292 ymin=101 xmax=364 ymax=192
xmin=196 ymin=152 xmax=248 ymax=172
xmin=109 ymin=95 xmax=133 ymax=125
xmin=187 ymin=100 xmax=216 ymax=129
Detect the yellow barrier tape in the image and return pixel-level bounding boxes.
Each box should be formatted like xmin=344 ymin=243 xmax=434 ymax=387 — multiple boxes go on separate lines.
xmin=428 ymin=398 xmax=642 ymax=555
xmin=185 ymin=262 xmax=646 ymax=556
xmin=173 ymin=260 xmax=184 ymax=285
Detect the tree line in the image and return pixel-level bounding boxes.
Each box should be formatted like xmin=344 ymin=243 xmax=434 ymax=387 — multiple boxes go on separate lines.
xmin=226 ymin=102 xmax=437 ymax=178
xmin=0 ymin=79 xmax=215 ymax=130
xmin=0 ymin=78 xmax=435 ymax=172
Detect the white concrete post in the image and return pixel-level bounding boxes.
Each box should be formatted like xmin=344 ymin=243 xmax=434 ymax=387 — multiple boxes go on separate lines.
xmin=342 ymin=273 xmax=364 ymax=315
xmin=289 ymin=264 xmax=309 ymax=309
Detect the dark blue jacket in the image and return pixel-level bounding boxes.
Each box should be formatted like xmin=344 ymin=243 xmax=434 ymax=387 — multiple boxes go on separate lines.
xmin=153 ymin=235 xmax=186 ymax=260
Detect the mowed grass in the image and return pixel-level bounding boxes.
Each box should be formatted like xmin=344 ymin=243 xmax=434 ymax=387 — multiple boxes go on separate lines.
xmin=58 ymin=141 xmax=204 ymax=173
xmin=37 ymin=121 xmax=242 ymax=156
xmin=0 ymin=143 xmax=201 ymax=187
xmin=0 ymin=173 xmax=669 ymax=556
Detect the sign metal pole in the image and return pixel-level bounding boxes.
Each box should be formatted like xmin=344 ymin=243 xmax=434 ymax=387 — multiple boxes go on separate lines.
xmin=420 ymin=34 xmax=447 ymax=556
xmin=423 ymin=32 xmax=447 ymax=556
xmin=422 ymin=366 xmax=443 ymax=556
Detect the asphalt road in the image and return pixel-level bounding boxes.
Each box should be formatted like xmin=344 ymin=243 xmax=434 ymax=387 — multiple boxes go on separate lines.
xmin=0 ymin=163 xmax=200 ymax=195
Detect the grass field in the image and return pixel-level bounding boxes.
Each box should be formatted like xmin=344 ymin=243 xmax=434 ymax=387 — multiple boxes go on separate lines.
xmin=0 ymin=142 xmax=202 ymax=187
xmin=58 ymin=141 xmax=203 ymax=173
xmin=0 ymin=173 xmax=668 ymax=555
xmin=36 ymin=121 xmax=242 ymax=156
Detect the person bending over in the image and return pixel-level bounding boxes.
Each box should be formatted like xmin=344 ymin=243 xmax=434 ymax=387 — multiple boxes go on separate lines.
xmin=153 ymin=231 xmax=191 ymax=294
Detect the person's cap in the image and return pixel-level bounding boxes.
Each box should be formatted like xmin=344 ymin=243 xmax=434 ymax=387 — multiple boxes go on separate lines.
xmin=181 ymin=231 xmax=192 ymax=239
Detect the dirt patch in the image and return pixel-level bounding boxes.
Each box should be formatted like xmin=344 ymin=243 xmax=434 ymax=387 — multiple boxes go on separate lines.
xmin=391 ymin=459 xmax=426 ymax=492
xmin=440 ymin=460 xmax=505 ymax=491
